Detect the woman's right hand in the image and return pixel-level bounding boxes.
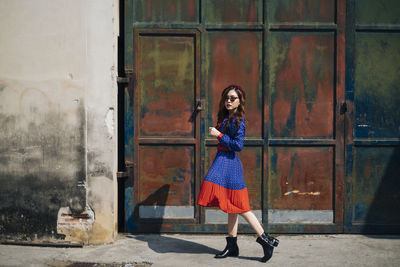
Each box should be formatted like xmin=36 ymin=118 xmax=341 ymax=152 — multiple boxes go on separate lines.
xmin=209 ymin=127 xmax=221 ymax=137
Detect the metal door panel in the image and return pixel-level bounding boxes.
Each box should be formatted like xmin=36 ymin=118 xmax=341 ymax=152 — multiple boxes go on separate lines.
xmin=269 ymin=0 xmax=335 ymax=23
xmin=352 ymin=147 xmax=400 ymax=226
xmin=131 ymin=29 xmax=201 ymax=232
xmin=133 ymin=0 xmax=198 ymax=23
xmin=138 ymin=35 xmax=196 ymax=137
xmin=355 ymin=0 xmax=400 ymax=25
xmin=203 ymin=30 xmax=264 ymax=228
xmin=138 ymin=145 xmax=195 ymax=219
xmin=123 ymin=0 xmax=347 ymax=233
xmin=354 ymin=33 xmax=400 ymax=139
xmin=138 ymin=146 xmax=194 ymax=206
xmin=205 ymin=31 xmax=263 ymax=138
xmin=345 ymin=0 xmax=400 ymax=233
xmin=204 ymin=0 xmax=263 ymax=24
xmin=241 ymin=147 xmax=263 ymax=211
xmin=268 ymin=147 xmax=334 ymax=224
xmin=269 ymin=32 xmax=335 ymax=138
xmin=263 ymin=0 xmax=346 ymax=233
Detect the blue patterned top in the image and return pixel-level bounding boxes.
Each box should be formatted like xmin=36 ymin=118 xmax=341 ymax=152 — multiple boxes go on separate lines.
xmin=218 ymin=117 xmax=245 ymax=152
xmin=204 ymin=117 xmax=247 ymax=190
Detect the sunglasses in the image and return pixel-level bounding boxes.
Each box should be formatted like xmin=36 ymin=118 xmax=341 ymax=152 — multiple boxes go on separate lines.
xmin=225 ymin=96 xmax=239 ymax=102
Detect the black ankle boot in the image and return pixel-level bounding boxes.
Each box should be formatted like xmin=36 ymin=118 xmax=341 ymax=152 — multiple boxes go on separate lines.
xmin=215 ymin=236 xmax=239 ymax=258
xmin=256 ymin=232 xmax=279 ymax=262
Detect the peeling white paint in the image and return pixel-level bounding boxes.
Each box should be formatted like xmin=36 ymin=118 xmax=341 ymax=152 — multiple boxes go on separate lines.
xmin=105 ymin=108 xmax=114 ymax=139
xmin=57 ymin=205 xmax=95 ymax=234
xmin=284 ymin=189 xmax=321 ymax=196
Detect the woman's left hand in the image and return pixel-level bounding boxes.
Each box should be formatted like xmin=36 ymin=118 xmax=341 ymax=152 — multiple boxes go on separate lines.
xmin=209 ymin=127 xmax=221 ymax=137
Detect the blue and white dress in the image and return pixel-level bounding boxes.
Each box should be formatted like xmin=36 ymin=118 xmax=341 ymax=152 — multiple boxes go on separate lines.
xmin=197 ymin=118 xmax=250 ymax=213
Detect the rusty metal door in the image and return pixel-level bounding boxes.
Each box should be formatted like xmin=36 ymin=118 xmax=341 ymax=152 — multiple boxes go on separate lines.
xmin=265 ymin=0 xmax=346 ymax=233
xmin=130 ymin=28 xmax=201 ymax=232
xmin=123 ymin=0 xmax=347 ymax=233
xmin=344 ymin=0 xmax=400 ymax=233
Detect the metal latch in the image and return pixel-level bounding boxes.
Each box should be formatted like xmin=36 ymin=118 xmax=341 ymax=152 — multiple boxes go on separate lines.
xmin=340 ymin=102 xmax=347 ymax=115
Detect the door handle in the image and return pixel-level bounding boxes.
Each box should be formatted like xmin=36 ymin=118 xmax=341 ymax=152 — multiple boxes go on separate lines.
xmin=195 ymin=100 xmax=203 ymax=111
xmin=189 ymin=100 xmax=203 ymax=122
xmin=340 ymin=102 xmax=347 ymax=115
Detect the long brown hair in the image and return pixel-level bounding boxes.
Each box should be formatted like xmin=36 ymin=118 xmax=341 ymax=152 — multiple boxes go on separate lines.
xmin=216 ymin=84 xmax=246 ymax=132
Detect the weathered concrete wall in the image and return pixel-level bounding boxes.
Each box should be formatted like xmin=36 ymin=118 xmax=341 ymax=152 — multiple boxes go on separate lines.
xmin=0 ymin=0 xmax=118 ymax=244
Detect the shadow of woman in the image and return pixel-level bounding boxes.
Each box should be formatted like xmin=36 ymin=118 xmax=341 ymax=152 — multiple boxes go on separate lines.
xmin=128 ymin=235 xmax=263 ymax=261
xmin=128 ymin=234 xmax=219 ymax=255
xmin=129 ymin=184 xmax=219 ymax=255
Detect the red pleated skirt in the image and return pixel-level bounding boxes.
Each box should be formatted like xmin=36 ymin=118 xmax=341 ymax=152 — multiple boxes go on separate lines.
xmin=197 ymin=180 xmax=250 ymax=214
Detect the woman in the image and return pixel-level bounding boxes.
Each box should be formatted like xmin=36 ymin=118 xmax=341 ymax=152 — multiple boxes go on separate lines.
xmin=197 ymin=85 xmax=279 ymax=263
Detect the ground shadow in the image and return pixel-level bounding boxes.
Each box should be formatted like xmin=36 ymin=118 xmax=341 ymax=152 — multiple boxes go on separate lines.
xmin=128 ymin=234 xmax=219 ymax=255
xmin=128 ymin=184 xmax=219 ymax=255
xmin=124 ymin=180 xmax=266 ymax=259
xmin=362 ymin=142 xmax=400 ymax=235
xmin=127 ymin=235 xmax=263 ymax=261
xmin=237 ymin=255 xmax=262 ymax=261
xmin=132 ymin=184 xmax=170 ymax=233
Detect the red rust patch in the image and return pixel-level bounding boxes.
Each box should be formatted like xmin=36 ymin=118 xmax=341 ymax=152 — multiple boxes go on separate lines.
xmin=208 ymin=32 xmax=262 ymax=137
xmin=272 ymin=33 xmax=334 ymax=137
xmin=271 ymin=147 xmax=333 ymax=210
xmin=139 ymin=146 xmax=193 ymax=206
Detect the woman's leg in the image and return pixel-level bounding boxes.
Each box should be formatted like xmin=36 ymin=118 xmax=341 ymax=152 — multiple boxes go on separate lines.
xmin=215 ymin=213 xmax=239 ymax=258
xmin=240 ymin=210 xmax=279 ymax=263
xmin=240 ymin=211 xmax=264 ymax=237
xmin=228 ymin=213 xmax=239 ymax=237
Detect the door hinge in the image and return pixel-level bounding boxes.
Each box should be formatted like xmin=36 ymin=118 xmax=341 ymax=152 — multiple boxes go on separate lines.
xmin=117 ymin=171 xmax=128 ymax=179
xmin=117 ymin=76 xmax=129 ymax=84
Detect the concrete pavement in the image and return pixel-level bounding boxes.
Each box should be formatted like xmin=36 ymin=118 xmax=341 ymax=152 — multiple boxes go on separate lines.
xmin=1 ymin=234 xmax=400 ymax=267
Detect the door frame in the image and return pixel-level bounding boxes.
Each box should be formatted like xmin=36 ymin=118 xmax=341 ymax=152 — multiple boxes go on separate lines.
xmin=132 ymin=28 xmax=202 ymax=232
xmin=122 ymin=0 xmax=347 ymax=234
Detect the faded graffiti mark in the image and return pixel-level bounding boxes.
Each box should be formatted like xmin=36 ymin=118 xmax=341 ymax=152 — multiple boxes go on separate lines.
xmin=18 ymin=87 xmax=52 ymax=122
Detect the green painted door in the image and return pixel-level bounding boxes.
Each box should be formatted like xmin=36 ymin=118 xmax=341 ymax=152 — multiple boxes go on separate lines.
xmin=344 ymin=0 xmax=400 ymax=233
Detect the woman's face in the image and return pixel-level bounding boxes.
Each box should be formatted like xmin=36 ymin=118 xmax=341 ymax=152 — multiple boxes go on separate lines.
xmin=224 ymin=89 xmax=240 ymax=113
